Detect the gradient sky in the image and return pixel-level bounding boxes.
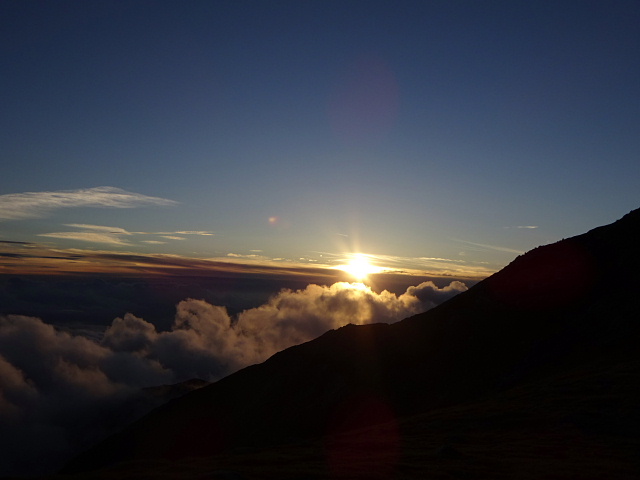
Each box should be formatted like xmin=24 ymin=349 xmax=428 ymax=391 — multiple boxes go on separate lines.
xmin=1 ymin=0 xmax=638 ymax=277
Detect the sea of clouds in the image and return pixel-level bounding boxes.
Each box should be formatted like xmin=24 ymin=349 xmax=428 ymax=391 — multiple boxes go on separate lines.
xmin=0 ymin=280 xmax=466 ymax=476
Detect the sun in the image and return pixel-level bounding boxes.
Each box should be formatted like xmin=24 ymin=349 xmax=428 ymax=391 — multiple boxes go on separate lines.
xmin=339 ymin=254 xmax=383 ymax=281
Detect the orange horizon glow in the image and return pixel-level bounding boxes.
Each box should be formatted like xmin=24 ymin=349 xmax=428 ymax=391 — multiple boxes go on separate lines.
xmin=0 ymin=242 xmax=494 ymax=280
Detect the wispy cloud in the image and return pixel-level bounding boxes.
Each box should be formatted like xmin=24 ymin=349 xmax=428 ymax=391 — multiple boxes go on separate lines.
xmin=64 ymin=224 xmax=132 ymax=235
xmin=174 ymin=231 xmax=215 ymax=236
xmin=504 ymin=225 xmax=539 ymax=229
xmin=314 ymin=251 xmax=497 ymax=277
xmin=37 ymin=232 xmax=132 ymax=246
xmin=226 ymin=253 xmax=269 ymax=260
xmin=35 ymin=224 xmax=213 ymax=247
xmin=160 ymin=236 xmax=186 ymax=241
xmin=38 ymin=224 xmax=133 ymax=246
xmin=453 ymin=239 xmax=524 ymax=254
xmin=0 ymin=242 xmax=337 ymax=277
xmin=137 ymin=230 xmax=215 ymax=236
xmin=0 ymin=240 xmax=498 ymax=279
xmin=0 ymin=187 xmax=177 ymax=221
xmin=0 ymin=239 xmax=499 ymax=285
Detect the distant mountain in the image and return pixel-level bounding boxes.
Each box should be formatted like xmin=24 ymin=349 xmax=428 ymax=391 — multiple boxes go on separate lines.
xmin=62 ymin=209 xmax=640 ymax=479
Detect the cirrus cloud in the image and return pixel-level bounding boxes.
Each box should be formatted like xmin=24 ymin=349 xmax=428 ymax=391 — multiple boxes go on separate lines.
xmin=0 ymin=186 xmax=177 ymax=221
xmin=38 ymin=224 xmax=135 ymax=246
xmin=35 ymin=224 xmax=212 ymax=247
xmin=38 ymin=232 xmax=132 ymax=246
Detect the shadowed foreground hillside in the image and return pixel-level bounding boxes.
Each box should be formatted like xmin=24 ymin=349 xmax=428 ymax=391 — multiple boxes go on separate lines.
xmin=61 ymin=209 xmax=640 ymax=479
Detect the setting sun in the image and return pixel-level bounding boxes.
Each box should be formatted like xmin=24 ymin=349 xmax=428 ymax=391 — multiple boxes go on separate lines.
xmin=339 ymin=254 xmax=384 ymax=281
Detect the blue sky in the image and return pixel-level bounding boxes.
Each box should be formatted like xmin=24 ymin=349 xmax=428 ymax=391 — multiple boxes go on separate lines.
xmin=1 ymin=0 xmax=638 ymax=277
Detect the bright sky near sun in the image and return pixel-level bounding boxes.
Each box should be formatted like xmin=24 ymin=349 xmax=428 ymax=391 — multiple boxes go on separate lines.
xmin=1 ymin=0 xmax=638 ymax=277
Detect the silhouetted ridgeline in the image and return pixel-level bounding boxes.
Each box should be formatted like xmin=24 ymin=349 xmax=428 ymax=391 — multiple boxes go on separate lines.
xmin=62 ymin=209 xmax=640 ymax=479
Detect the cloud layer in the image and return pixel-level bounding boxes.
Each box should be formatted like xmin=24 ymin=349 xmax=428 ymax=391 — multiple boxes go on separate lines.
xmin=35 ymin=223 xmax=215 ymax=246
xmin=0 ymin=280 xmax=466 ymax=476
xmin=0 ymin=186 xmax=177 ymax=221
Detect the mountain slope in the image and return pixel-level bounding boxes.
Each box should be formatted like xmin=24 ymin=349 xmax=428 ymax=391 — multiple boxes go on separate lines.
xmin=62 ymin=209 xmax=640 ymax=478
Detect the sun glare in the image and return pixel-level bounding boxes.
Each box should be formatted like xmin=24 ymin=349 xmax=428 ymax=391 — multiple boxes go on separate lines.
xmin=339 ymin=254 xmax=383 ymax=281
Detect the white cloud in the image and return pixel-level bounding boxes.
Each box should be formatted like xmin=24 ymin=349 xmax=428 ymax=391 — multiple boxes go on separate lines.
xmin=226 ymin=253 xmax=268 ymax=260
xmin=64 ymin=224 xmax=132 ymax=234
xmin=38 ymin=232 xmax=132 ymax=246
xmin=0 ymin=187 xmax=177 ymax=221
xmin=38 ymin=224 xmax=135 ymax=246
xmin=0 ymin=279 xmax=467 ymax=476
xmin=235 ymin=281 xmax=466 ymax=358
xmin=37 ymin=224 xmax=202 ymax=246
xmin=174 ymin=231 xmax=215 ymax=236
xmin=160 ymin=236 xmax=187 ymax=241
xmin=0 ymin=314 xmax=172 ymax=475
xmin=138 ymin=231 xmax=215 ymax=236
xmin=453 ymin=239 xmax=524 ymax=255
xmin=1 ymin=279 xmax=467 ymax=390
xmin=103 ymin=280 xmax=469 ymax=377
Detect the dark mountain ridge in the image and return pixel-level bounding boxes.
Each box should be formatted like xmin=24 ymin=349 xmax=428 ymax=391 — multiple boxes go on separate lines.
xmin=62 ymin=209 xmax=640 ymax=478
